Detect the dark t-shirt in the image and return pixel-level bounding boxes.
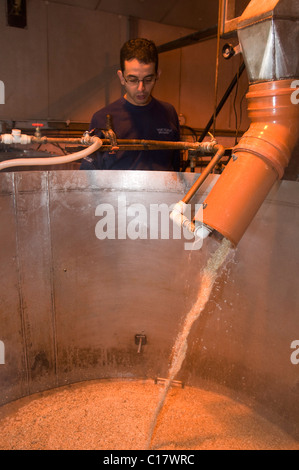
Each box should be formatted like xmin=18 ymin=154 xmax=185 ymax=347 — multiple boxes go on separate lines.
xmin=80 ymin=97 xmax=180 ymax=171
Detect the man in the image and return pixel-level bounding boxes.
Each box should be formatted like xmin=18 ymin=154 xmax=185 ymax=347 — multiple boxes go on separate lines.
xmin=80 ymin=38 xmax=180 ymax=171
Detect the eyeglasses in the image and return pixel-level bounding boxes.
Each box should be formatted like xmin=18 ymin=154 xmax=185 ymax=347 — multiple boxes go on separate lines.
xmin=123 ymin=75 xmax=157 ymax=86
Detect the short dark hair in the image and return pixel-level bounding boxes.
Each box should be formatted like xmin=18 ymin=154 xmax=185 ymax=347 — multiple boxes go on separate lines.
xmin=120 ymin=38 xmax=159 ymax=73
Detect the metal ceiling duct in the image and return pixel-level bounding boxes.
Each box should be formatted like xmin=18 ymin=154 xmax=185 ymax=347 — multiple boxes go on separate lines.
xmin=237 ymin=0 xmax=299 ymax=83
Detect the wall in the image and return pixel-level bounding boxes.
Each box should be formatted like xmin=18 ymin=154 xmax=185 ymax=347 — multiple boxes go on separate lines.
xmin=0 ymin=1 xmax=127 ymax=122
xmin=0 ymin=0 xmax=250 ymax=135
xmin=138 ymin=19 xmax=249 ymax=133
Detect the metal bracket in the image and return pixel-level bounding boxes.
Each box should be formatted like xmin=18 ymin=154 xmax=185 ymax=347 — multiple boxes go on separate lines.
xmin=154 ymin=377 xmax=184 ymax=389
xmin=104 ymin=114 xmax=119 ymax=154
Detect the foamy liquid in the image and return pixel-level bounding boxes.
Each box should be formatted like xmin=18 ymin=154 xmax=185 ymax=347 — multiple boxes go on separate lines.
xmin=147 ymin=238 xmax=233 ymax=449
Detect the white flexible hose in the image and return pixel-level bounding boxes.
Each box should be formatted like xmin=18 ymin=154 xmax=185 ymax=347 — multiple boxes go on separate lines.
xmin=0 ymin=136 xmax=103 ymax=171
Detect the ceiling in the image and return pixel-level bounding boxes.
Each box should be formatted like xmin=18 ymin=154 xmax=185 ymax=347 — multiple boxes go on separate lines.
xmin=48 ymin=0 xmax=220 ymax=31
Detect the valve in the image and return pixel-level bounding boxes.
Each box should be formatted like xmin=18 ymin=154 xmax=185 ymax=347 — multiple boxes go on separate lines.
xmin=32 ymin=123 xmax=44 ymax=139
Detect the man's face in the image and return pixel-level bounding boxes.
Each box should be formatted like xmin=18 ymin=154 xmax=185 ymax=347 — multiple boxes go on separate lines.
xmin=117 ymin=59 xmax=159 ymax=106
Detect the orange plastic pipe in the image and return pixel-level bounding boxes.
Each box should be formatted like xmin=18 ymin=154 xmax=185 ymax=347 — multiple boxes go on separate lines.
xmin=195 ymin=79 xmax=299 ymax=246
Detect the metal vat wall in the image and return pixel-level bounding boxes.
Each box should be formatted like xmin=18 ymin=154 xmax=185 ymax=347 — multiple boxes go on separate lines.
xmin=0 ymin=171 xmax=298 ymax=438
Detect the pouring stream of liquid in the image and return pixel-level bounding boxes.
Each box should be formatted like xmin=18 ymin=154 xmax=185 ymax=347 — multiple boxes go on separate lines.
xmin=147 ymin=238 xmax=233 ymax=449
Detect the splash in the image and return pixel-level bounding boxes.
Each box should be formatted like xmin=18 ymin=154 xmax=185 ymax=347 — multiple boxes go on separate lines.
xmin=146 ymin=237 xmax=233 ymax=449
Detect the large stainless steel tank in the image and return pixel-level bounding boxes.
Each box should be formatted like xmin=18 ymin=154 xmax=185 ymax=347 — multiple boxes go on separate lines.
xmin=0 ymin=170 xmax=298 ymax=440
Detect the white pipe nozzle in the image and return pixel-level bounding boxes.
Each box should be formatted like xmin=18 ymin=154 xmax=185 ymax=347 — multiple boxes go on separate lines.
xmin=194 ymin=223 xmax=212 ymax=240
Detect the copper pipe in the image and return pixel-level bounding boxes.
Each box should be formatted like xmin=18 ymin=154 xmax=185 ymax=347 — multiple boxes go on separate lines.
xmin=30 ymin=137 xmax=204 ymax=149
xmin=31 ymin=137 xmax=84 ymax=145
xmin=196 ymin=79 xmax=299 ymax=246
xmin=0 ymin=134 xmax=210 ymax=152
xmin=0 ymin=134 xmax=223 ymax=171
xmin=97 ymin=140 xmax=204 ymax=151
